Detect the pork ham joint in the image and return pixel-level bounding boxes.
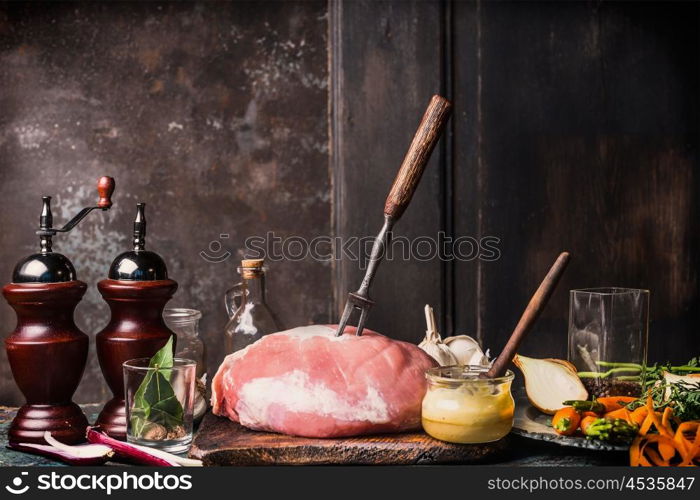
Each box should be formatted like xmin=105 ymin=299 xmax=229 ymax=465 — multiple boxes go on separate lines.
xmin=211 ymin=325 xmax=436 ymax=438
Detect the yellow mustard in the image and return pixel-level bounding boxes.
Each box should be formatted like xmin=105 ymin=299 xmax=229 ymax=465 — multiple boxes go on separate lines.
xmin=421 ymin=366 xmax=515 ymax=444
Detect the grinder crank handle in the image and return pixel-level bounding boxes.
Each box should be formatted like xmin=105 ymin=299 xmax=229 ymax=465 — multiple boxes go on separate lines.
xmin=383 ymin=95 xmax=452 ymax=221
xmin=97 ymin=176 xmax=116 ymax=209
xmin=46 ymin=176 xmax=116 ymax=235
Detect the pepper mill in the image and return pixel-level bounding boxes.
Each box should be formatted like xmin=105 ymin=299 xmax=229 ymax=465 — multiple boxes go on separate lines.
xmin=3 ymin=177 xmax=115 ymax=444
xmin=95 ymin=203 xmax=178 ymax=440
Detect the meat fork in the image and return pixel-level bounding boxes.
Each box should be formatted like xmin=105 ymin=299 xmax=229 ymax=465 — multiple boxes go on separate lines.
xmin=336 ymin=95 xmax=453 ymax=336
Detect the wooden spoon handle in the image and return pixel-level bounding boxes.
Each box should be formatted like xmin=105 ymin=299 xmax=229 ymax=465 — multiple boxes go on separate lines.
xmin=486 ymin=252 xmax=571 ymax=378
xmin=383 ymin=95 xmax=452 ymax=220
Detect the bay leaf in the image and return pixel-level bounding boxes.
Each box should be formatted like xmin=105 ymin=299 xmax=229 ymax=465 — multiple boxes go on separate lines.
xmin=128 ymin=336 xmax=184 ymax=438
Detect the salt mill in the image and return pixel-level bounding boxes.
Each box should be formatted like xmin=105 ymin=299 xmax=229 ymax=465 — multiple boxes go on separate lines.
xmin=95 ymin=203 xmax=178 ymax=440
xmin=3 ymin=177 xmax=115 ymax=444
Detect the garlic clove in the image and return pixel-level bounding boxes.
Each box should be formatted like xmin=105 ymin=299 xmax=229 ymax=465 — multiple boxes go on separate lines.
xmin=418 ymin=304 xmax=458 ymax=366
xmin=419 ymin=337 xmax=459 ymax=366
xmin=444 ymin=335 xmax=490 ymax=366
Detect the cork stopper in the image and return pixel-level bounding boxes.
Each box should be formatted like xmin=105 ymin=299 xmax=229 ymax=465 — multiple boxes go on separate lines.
xmin=240 ymin=258 xmax=265 ymax=279
xmin=241 ymin=258 xmax=265 ymax=269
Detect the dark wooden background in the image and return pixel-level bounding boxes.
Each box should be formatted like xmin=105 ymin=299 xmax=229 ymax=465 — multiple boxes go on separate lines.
xmin=0 ymin=1 xmax=697 ymax=405
xmin=334 ymin=0 xmax=698 ymax=363
xmin=0 ymin=0 xmax=330 ymax=405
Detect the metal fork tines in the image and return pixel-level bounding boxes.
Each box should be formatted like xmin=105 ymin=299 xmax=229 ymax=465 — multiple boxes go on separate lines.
xmin=335 ymin=292 xmax=374 ymax=336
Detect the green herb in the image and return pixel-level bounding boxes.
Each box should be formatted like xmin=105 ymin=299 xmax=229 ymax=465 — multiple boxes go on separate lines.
xmin=626 ymin=380 xmax=700 ymax=422
xmin=129 ymin=337 xmax=184 ymax=438
xmin=665 ymin=381 xmax=700 ymax=421
xmin=621 ymin=357 xmax=700 ymax=422
xmin=640 ymin=357 xmax=700 ymax=389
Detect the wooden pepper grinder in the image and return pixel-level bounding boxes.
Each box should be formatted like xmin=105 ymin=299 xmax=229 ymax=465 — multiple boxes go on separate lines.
xmin=95 ymin=203 xmax=178 ymax=440
xmin=3 ymin=177 xmax=115 ymax=444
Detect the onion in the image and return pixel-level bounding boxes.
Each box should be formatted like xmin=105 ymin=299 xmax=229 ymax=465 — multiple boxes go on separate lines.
xmin=44 ymin=431 xmax=112 ymax=457
xmin=7 ymin=432 xmax=113 ymax=465
xmin=87 ymin=428 xmax=202 ymax=467
xmin=10 ymin=430 xmax=203 ymax=467
xmin=513 ymin=354 xmax=589 ymax=414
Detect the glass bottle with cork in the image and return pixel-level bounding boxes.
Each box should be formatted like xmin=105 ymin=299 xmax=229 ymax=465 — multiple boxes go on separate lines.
xmin=224 ymin=258 xmax=283 ymax=354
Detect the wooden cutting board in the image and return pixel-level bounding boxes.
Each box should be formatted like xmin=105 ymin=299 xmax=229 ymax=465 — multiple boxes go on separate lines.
xmin=190 ymin=412 xmax=508 ymax=465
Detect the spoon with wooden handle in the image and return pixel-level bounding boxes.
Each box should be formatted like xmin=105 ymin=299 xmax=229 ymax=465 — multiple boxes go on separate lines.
xmin=483 ymin=252 xmax=571 ymax=378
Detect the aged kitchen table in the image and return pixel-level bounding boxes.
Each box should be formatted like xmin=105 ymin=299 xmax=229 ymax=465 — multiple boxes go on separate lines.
xmin=0 ymin=405 xmax=627 ymax=467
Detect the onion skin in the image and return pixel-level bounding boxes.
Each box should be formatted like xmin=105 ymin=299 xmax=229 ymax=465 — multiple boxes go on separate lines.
xmin=514 ymin=354 xmax=589 ymax=415
xmin=86 ymin=428 xmax=176 ymax=466
xmin=8 ymin=442 xmax=110 ymax=466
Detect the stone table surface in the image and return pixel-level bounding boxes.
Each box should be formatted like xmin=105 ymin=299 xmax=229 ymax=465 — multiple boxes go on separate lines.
xmin=0 ymin=405 xmax=628 ymax=467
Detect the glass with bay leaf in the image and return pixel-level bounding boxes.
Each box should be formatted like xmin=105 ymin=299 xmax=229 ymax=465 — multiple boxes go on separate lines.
xmin=123 ymin=337 xmax=196 ymax=453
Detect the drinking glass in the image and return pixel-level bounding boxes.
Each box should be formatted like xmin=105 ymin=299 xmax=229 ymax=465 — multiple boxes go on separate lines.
xmin=123 ymin=358 xmax=196 ymax=454
xmin=164 ymin=308 xmax=208 ymax=424
xmin=568 ymin=288 xmax=649 ymax=397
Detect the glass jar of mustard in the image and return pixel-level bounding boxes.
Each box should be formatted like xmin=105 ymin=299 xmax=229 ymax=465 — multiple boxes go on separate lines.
xmin=422 ymin=366 xmax=515 ymax=444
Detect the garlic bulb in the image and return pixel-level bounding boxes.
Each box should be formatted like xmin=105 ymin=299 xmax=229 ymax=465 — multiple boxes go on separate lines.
xmin=444 ymin=335 xmax=490 ymax=367
xmin=419 ymin=304 xmax=458 ymax=366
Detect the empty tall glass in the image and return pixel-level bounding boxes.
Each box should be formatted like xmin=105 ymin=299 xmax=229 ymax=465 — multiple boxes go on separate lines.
xmin=568 ymin=288 xmax=649 ymax=397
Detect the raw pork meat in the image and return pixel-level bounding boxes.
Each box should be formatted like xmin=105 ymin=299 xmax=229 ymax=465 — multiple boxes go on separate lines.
xmin=211 ymin=325 xmax=436 ymax=438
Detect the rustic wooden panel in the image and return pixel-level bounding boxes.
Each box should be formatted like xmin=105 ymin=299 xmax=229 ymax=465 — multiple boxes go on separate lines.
xmin=0 ymin=1 xmax=330 ymax=405
xmin=452 ymin=1 xmax=699 ymax=363
xmin=190 ymin=411 xmax=507 ymax=465
xmin=333 ymin=0 xmax=698 ymax=366
xmin=331 ymin=0 xmax=446 ymax=344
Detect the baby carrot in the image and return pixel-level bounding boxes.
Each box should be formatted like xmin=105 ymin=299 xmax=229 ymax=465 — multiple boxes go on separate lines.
xmin=580 ymin=415 xmax=598 ymax=435
xmin=552 ymin=407 xmax=581 ymax=436
xmin=596 ymin=396 xmax=637 ymax=413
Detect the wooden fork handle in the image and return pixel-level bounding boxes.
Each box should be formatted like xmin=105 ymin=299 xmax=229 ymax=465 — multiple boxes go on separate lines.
xmin=383 ymin=95 xmax=452 ymax=220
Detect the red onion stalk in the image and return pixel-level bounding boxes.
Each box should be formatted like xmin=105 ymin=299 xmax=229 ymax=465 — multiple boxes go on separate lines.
xmin=8 ymin=432 xmax=113 ymax=466
xmin=87 ymin=428 xmax=201 ymax=466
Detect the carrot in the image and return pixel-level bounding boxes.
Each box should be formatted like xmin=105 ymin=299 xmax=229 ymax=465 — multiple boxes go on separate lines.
xmin=580 ymin=415 xmax=598 ymax=435
xmin=581 ymin=411 xmax=598 ymax=418
xmin=645 ymin=396 xmax=672 ymax=438
xmin=552 ymin=407 xmax=581 ymax=436
xmin=630 ymin=407 xmax=648 ymax=426
xmin=605 ymin=408 xmax=633 ymax=424
xmin=597 ymin=396 xmax=637 ymax=413
xmin=644 ymin=447 xmax=668 ymax=467
xmin=630 ymin=398 xmax=700 ymax=467
xmin=661 ymin=407 xmax=674 ymax=429
xmin=675 ymin=421 xmax=699 ymax=456
xmin=631 ymin=434 xmax=685 ymax=466
xmin=657 ymin=407 xmax=677 ymax=461
xmin=679 ymin=423 xmax=700 ymax=466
